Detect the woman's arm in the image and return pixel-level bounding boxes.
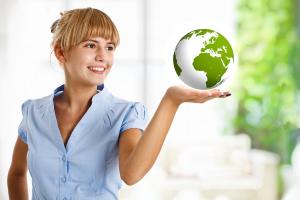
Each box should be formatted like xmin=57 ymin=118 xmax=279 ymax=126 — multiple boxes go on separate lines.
xmin=119 ymin=86 xmax=230 ymax=185
xmin=7 ymin=138 xmax=29 ymax=200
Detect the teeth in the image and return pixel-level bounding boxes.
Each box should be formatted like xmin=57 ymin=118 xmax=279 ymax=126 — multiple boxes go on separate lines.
xmin=89 ymin=67 xmax=105 ymax=72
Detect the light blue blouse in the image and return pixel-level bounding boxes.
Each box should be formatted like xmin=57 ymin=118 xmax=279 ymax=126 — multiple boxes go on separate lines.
xmin=18 ymin=84 xmax=148 ymax=200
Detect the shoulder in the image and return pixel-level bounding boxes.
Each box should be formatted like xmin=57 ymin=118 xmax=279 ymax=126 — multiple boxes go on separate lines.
xmin=109 ymin=94 xmax=146 ymax=112
xmin=108 ymin=96 xmax=148 ymax=133
xmin=20 ymin=94 xmax=52 ymax=114
xmin=104 ymin=93 xmax=147 ymax=121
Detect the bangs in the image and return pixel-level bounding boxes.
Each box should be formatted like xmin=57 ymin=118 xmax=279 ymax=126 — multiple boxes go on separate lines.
xmin=86 ymin=13 xmax=120 ymax=46
xmin=60 ymin=8 xmax=120 ymax=51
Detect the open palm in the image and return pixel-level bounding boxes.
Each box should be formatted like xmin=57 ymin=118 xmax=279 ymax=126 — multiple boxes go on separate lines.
xmin=166 ymin=85 xmax=231 ymax=105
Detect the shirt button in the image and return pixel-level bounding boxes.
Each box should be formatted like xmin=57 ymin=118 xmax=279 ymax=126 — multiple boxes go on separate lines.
xmin=61 ymin=177 xmax=66 ymax=183
xmin=62 ymin=155 xmax=66 ymax=162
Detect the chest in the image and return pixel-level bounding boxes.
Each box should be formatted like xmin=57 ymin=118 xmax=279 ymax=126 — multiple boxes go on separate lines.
xmin=55 ymin=108 xmax=87 ymax=146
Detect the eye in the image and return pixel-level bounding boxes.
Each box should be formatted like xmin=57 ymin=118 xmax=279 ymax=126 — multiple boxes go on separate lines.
xmin=85 ymin=43 xmax=96 ymax=49
xmin=106 ymin=45 xmax=115 ymax=51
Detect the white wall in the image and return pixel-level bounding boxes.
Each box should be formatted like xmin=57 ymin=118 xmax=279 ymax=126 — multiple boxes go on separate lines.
xmin=0 ymin=0 xmax=236 ymax=199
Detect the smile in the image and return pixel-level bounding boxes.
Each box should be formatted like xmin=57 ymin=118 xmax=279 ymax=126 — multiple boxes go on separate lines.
xmin=88 ymin=66 xmax=106 ymax=74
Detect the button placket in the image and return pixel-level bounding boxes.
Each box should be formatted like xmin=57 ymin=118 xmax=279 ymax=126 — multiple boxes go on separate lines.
xmin=61 ymin=154 xmax=68 ymax=184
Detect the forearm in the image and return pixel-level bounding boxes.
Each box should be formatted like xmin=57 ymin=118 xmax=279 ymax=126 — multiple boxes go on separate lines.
xmin=123 ymin=91 xmax=180 ymax=183
xmin=121 ymin=86 xmax=229 ymax=184
xmin=7 ymin=173 xmax=28 ymax=200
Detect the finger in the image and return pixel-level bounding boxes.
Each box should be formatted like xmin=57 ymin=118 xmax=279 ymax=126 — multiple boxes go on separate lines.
xmin=208 ymin=90 xmax=231 ymax=98
xmin=219 ymin=92 xmax=232 ymax=98
xmin=194 ymin=90 xmax=231 ymax=103
xmin=193 ymin=93 xmax=227 ymax=103
xmin=200 ymin=95 xmax=218 ymax=103
xmin=197 ymin=89 xmax=230 ymax=99
xmin=209 ymin=90 xmax=223 ymax=97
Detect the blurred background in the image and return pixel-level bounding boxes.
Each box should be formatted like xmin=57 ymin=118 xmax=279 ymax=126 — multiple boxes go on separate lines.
xmin=1 ymin=0 xmax=300 ymax=199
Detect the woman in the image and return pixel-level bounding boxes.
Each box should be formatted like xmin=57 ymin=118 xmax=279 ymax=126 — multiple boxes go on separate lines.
xmin=7 ymin=7 xmax=231 ymax=200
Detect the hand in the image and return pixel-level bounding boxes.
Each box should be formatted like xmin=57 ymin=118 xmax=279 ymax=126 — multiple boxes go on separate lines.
xmin=165 ymin=85 xmax=231 ymax=106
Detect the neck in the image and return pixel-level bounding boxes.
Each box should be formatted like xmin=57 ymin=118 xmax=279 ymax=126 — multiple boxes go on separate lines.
xmin=61 ymin=82 xmax=99 ymax=110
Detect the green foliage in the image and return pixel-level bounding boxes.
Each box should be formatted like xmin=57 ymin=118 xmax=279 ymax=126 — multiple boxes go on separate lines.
xmin=235 ymin=0 xmax=300 ymax=164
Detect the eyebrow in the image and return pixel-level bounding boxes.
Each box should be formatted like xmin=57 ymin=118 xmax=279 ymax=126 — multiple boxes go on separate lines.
xmin=85 ymin=39 xmax=115 ymax=46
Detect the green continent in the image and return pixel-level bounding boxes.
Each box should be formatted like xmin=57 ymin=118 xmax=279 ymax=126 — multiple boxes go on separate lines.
xmin=173 ymin=53 xmax=182 ymax=76
xmin=203 ymin=34 xmax=234 ymax=65
xmin=193 ymin=53 xmax=226 ymax=88
xmin=181 ymin=29 xmax=211 ymax=41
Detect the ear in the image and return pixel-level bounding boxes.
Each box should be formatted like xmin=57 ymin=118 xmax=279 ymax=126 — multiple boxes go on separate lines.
xmin=54 ymin=45 xmax=67 ymax=64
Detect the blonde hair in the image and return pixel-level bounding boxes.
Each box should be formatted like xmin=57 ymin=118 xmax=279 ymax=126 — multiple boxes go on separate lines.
xmin=50 ymin=7 xmax=120 ymax=52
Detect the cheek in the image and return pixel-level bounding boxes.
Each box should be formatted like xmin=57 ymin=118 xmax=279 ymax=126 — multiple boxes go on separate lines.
xmin=71 ymin=54 xmax=91 ymax=67
xmin=108 ymin=55 xmax=114 ymax=66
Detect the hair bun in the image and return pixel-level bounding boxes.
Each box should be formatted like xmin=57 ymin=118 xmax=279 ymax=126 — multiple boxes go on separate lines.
xmin=50 ymin=19 xmax=59 ymax=33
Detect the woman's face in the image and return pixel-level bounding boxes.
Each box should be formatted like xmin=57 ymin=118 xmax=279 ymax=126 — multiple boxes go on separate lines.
xmin=62 ymin=37 xmax=115 ymax=86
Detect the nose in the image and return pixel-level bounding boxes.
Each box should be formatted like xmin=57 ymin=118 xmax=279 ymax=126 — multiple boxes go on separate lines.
xmin=95 ymin=47 xmax=106 ymax=61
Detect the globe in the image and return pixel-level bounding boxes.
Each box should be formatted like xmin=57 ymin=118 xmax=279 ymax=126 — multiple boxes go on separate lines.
xmin=173 ymin=29 xmax=234 ymax=89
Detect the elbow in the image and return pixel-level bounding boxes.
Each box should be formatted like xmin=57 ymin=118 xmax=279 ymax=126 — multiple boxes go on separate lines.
xmin=7 ymin=168 xmax=27 ymax=185
xmin=120 ymin=172 xmax=142 ymax=186
xmin=122 ymin=178 xmax=136 ymax=186
xmin=8 ymin=167 xmax=27 ymax=179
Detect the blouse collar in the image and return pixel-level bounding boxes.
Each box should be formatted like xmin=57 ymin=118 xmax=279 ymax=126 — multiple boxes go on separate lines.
xmin=52 ymin=84 xmax=108 ymax=104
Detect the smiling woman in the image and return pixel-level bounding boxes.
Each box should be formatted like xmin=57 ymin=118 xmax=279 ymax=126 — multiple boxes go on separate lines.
xmin=7 ymin=7 xmax=230 ymax=200
xmin=50 ymin=8 xmax=118 ymax=87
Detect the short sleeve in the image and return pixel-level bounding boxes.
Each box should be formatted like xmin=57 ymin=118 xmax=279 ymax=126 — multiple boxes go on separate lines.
xmin=18 ymin=100 xmax=31 ymax=144
xmin=120 ymin=102 xmax=149 ymax=133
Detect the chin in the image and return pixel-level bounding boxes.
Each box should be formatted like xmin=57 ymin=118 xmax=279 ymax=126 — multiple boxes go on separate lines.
xmin=93 ymin=78 xmax=105 ymax=86
xmin=84 ymin=76 xmax=106 ymax=86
